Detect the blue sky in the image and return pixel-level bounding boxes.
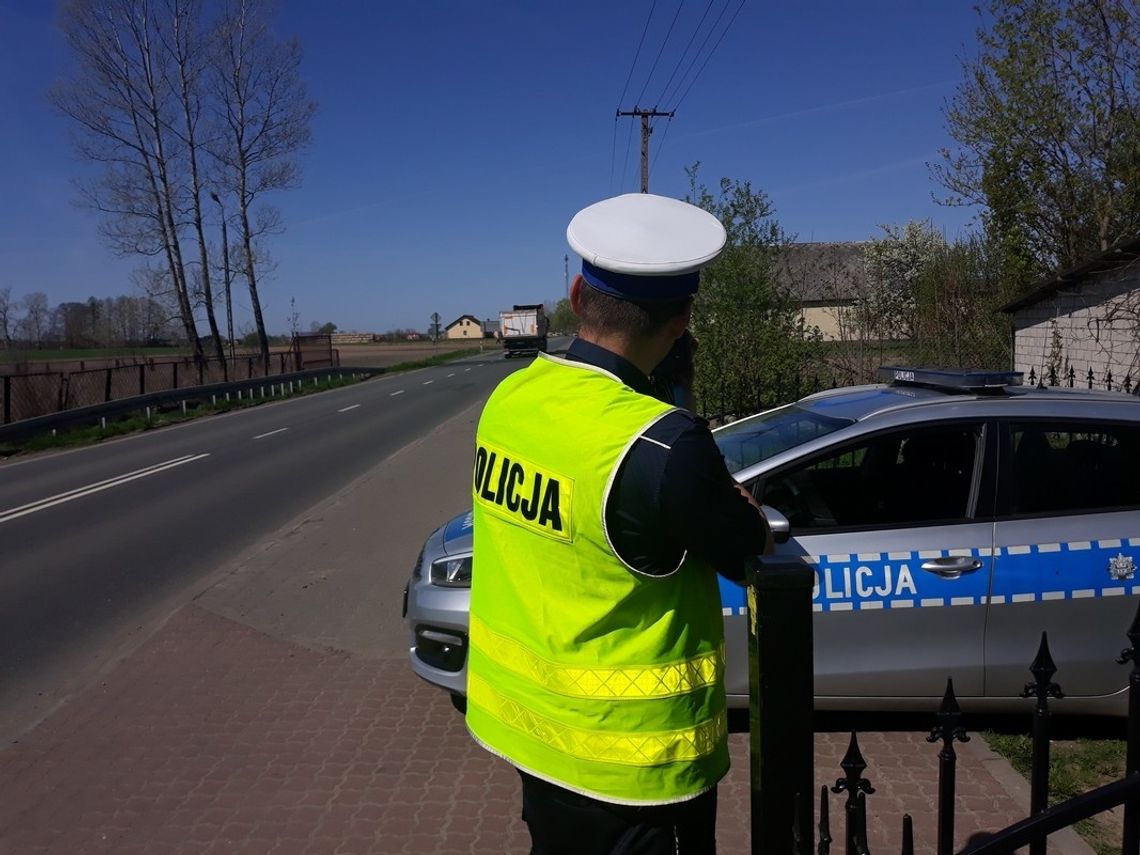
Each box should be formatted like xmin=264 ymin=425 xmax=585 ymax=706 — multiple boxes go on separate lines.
xmin=0 ymin=1 xmax=984 ymax=335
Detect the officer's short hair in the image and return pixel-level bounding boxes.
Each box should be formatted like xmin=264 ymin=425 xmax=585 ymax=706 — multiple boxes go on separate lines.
xmin=577 ymin=283 xmax=690 ymax=339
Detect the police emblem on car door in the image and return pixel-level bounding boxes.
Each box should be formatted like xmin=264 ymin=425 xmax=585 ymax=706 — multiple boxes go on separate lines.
xmin=987 ymin=421 xmax=1140 ymax=702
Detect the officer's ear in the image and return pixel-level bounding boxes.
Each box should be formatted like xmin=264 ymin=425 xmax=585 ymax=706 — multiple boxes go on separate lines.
xmin=569 ymin=275 xmax=587 ymax=317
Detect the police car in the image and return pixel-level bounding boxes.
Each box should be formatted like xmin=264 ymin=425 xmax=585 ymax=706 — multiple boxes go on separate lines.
xmin=404 ymin=367 xmax=1140 ymax=715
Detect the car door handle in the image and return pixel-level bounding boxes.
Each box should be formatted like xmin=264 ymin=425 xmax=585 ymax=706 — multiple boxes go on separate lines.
xmin=920 ymin=557 xmax=983 ymax=579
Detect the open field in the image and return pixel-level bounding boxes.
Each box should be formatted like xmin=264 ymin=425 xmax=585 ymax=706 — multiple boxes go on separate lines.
xmin=334 ymin=339 xmax=501 ymax=368
xmin=0 ymin=340 xmax=500 ymax=375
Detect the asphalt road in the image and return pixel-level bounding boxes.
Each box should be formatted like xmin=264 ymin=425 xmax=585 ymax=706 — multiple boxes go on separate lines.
xmin=0 ymin=343 xmax=561 ymax=739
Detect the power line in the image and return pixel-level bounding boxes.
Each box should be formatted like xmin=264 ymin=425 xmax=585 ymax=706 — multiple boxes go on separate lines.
xmin=664 ymin=0 xmax=736 ymax=110
xmin=654 ymin=0 xmax=718 ymax=109
xmin=673 ymin=0 xmax=747 ymax=110
xmin=617 ymin=0 xmax=658 ymax=109
xmin=618 ymin=111 xmax=637 ymax=192
xmin=608 ymin=115 xmax=620 ymax=195
xmin=634 ymin=0 xmax=685 ymax=107
xmin=650 ymin=115 xmax=674 ymax=175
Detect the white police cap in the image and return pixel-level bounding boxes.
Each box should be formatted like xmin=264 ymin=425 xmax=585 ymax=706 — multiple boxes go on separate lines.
xmin=566 ymin=193 xmax=726 ymax=301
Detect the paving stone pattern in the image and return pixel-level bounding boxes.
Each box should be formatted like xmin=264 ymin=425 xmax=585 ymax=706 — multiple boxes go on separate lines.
xmin=0 ymin=605 xmax=1079 ymax=854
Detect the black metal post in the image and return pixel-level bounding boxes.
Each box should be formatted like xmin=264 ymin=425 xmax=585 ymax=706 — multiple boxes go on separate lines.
xmin=2 ymin=374 xmax=9 ymax=424
xmin=900 ymin=814 xmax=913 ymax=855
xmin=138 ymin=363 xmax=145 ymax=396
xmin=819 ymin=786 xmax=833 ymax=855
xmin=1117 ymin=601 xmax=1140 ymax=855
xmin=747 ymin=556 xmax=815 ymax=855
xmin=834 ymin=732 xmax=875 ymax=855
xmin=927 ymin=678 xmax=970 ymax=855
xmin=1022 ymin=632 xmax=1063 ymax=855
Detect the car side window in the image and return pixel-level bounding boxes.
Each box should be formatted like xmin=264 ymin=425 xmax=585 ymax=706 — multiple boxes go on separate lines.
xmin=1006 ymin=422 xmax=1140 ymax=515
xmin=759 ymin=424 xmax=980 ymax=531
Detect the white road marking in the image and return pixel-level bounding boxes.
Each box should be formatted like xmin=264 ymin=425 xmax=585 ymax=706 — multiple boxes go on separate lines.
xmin=423 ymin=380 xmax=433 ymax=385
xmin=447 ymin=373 xmax=456 ymax=378
xmin=0 ymin=454 xmax=210 ymax=524
xmin=390 ymin=390 xmax=405 ymax=397
xmin=337 ymin=404 xmax=360 ymax=413
xmin=253 ymin=428 xmax=289 ymax=440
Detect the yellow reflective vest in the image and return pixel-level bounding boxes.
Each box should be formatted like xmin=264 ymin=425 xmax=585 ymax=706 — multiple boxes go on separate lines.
xmin=466 ymin=353 xmax=729 ymax=806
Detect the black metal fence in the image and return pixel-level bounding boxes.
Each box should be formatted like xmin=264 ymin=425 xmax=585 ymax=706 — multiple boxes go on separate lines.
xmin=1 ymin=347 xmax=340 ymax=425
xmin=1027 ymin=365 xmax=1140 ymax=394
xmin=748 ymin=558 xmax=1140 ymax=855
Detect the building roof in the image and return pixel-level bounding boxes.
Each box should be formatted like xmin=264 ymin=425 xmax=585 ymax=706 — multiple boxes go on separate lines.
xmin=444 ymin=314 xmax=482 ymax=330
xmin=1001 ymin=232 xmax=1140 ymax=314
xmin=773 ymin=242 xmax=867 ymax=302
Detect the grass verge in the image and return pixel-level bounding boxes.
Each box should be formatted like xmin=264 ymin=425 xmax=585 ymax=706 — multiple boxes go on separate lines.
xmin=984 ymin=730 xmax=1126 ymax=854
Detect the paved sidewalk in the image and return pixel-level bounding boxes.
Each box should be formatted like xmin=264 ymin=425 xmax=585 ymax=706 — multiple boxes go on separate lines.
xmin=0 ymin=603 xmax=1093 ymax=854
xmin=0 ymin=400 xmax=1096 ymax=854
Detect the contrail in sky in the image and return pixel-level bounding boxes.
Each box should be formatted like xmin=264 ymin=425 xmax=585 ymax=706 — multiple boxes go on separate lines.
xmin=770 ymin=153 xmax=937 ymax=196
xmin=691 ymin=80 xmax=958 ymax=138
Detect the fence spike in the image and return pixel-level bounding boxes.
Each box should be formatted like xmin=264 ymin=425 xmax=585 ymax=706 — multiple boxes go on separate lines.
xmin=1022 ymin=632 xmax=1064 ymax=703
xmin=1023 ymin=632 xmax=1063 ymax=855
xmin=834 ymin=731 xmax=876 ymax=798
xmin=819 ymin=785 xmax=832 ymax=855
xmin=1108 ymin=370 xmax=1115 ymax=392
xmin=900 ymin=814 xmax=913 ymax=855
xmin=928 ymin=678 xmax=970 ymax=855
xmin=1068 ymin=366 xmax=1076 ymax=387
xmin=1088 ymin=367 xmax=1095 ymax=389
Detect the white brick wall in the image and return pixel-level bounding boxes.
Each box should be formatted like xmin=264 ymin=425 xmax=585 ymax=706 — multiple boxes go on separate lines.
xmin=1012 ymin=265 xmax=1140 ymax=387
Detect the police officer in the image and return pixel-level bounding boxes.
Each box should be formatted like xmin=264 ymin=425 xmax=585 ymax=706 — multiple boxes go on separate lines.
xmin=467 ymin=193 xmax=770 ymax=854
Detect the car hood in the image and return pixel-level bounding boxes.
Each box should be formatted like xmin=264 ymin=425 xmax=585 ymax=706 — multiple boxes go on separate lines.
xmin=441 ymin=509 xmax=474 ymax=555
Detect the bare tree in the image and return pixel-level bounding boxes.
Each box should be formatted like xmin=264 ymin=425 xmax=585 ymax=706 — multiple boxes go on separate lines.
xmin=164 ymin=0 xmax=226 ymax=369
xmin=52 ymin=0 xmax=204 ymax=362
xmin=18 ymin=293 xmax=51 ymax=345
xmin=210 ymin=0 xmax=315 ymax=371
xmin=0 ymin=288 xmax=13 ymax=349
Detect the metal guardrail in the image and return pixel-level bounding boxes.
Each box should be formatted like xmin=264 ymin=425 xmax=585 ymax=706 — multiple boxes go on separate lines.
xmin=0 ymin=367 xmax=380 ymax=445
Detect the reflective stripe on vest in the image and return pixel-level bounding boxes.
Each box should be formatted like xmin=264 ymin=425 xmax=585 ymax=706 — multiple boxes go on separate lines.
xmin=470 ymin=614 xmax=723 ymax=699
xmin=468 ymin=673 xmax=728 ymax=766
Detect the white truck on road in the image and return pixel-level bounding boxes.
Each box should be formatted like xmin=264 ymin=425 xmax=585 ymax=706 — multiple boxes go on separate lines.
xmin=498 ymin=304 xmax=548 ymax=358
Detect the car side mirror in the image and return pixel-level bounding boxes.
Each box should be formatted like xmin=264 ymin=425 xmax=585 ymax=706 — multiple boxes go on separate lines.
xmin=760 ymin=504 xmax=791 ymax=544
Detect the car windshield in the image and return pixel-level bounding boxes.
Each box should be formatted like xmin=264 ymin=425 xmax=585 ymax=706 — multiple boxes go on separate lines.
xmin=714 ymin=404 xmax=853 ymax=474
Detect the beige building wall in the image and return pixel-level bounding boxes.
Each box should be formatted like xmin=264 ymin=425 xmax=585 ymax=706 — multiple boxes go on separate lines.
xmin=445 ymin=318 xmax=482 ymax=340
xmin=798 ymin=304 xmax=853 ymax=342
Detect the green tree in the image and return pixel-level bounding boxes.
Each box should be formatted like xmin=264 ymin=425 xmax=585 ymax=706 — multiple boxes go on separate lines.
xmin=548 ymin=298 xmax=578 ymax=335
xmin=910 ymin=233 xmax=1015 ymax=370
xmin=862 ymin=221 xmax=947 ymax=342
xmin=933 ymin=0 xmax=1140 ymax=279
xmin=684 ymin=164 xmax=819 ymax=420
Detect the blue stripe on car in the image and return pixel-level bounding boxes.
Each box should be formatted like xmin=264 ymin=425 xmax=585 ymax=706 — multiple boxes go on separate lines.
xmin=717 ymin=537 xmax=1140 ymax=616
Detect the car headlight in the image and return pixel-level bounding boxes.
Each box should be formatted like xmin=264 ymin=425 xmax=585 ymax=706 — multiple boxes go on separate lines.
xmin=430 ymin=556 xmax=472 ymax=587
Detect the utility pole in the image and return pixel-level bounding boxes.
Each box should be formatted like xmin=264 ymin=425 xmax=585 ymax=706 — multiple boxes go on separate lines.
xmin=616 ymin=106 xmax=674 ymax=193
xmin=564 ymin=254 xmax=569 ymax=298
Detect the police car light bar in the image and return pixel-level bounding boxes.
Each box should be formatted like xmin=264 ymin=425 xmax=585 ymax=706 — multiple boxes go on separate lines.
xmin=879 ymin=366 xmax=1024 ymax=391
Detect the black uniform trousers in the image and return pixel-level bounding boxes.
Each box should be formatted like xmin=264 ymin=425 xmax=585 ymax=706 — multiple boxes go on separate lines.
xmin=519 ymin=771 xmax=718 ymax=855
